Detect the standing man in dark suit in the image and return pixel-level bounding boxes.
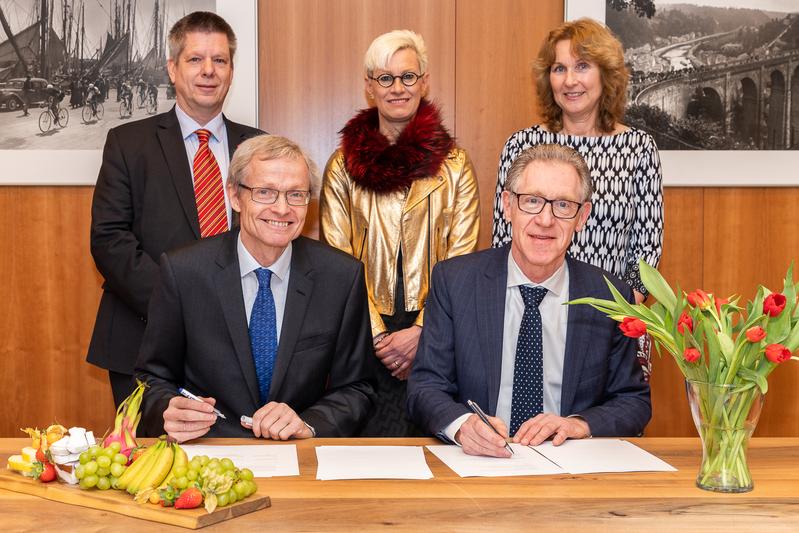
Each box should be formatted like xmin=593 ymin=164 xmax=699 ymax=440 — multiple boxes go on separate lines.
xmin=407 ymin=144 xmax=650 ymax=457
xmin=88 ymin=12 xmax=262 ymax=406
xmin=136 ymin=134 xmax=376 ymax=440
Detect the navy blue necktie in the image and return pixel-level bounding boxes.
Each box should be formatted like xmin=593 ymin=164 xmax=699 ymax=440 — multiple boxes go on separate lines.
xmin=509 ymin=285 xmax=548 ymax=435
xmin=250 ymin=268 xmax=277 ymax=403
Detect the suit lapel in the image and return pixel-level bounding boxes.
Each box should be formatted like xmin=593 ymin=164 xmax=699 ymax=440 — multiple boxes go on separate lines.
xmin=223 ymin=116 xmax=252 ymax=158
xmin=268 ymin=237 xmax=314 ymax=401
xmin=157 ymin=107 xmax=201 ymax=239
xmin=477 ymin=247 xmax=510 ymax=415
xmin=214 ymin=231 xmax=261 ymax=407
xmin=560 ymin=258 xmax=595 ymax=416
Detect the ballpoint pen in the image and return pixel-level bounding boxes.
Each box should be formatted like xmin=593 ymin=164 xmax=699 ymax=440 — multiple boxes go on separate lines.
xmin=177 ymin=387 xmax=227 ymax=419
xmin=466 ymin=399 xmax=514 ymax=455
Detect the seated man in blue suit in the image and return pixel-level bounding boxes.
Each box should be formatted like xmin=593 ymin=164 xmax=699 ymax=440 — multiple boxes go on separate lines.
xmin=407 ymin=144 xmax=650 ymax=457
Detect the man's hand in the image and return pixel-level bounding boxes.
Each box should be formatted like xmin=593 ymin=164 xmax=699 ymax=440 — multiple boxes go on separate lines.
xmin=163 ymin=395 xmax=219 ymax=443
xmin=374 ymin=325 xmax=422 ymax=380
xmin=512 ymin=414 xmax=591 ymax=446
xmin=454 ymin=414 xmax=512 ymax=458
xmin=247 ymin=402 xmax=313 ymax=440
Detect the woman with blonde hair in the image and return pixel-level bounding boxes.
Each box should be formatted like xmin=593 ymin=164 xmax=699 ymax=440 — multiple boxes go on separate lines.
xmin=492 ymin=18 xmax=663 ymax=379
xmin=320 ymin=30 xmax=480 ymax=436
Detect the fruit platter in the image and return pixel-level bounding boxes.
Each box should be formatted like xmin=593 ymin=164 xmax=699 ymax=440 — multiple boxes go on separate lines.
xmin=1 ymin=383 xmax=269 ymax=529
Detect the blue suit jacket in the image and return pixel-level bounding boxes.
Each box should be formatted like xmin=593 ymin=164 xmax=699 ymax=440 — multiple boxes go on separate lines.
xmin=407 ymin=245 xmax=651 ymax=438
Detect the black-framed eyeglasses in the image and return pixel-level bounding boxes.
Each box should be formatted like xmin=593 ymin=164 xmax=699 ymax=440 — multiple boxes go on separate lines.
xmin=368 ymin=71 xmax=424 ymax=88
xmin=238 ymin=184 xmax=311 ymax=206
xmin=512 ymin=192 xmax=584 ymax=219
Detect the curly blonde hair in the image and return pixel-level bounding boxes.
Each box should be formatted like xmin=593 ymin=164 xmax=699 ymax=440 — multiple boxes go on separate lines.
xmin=534 ymin=18 xmax=628 ymax=134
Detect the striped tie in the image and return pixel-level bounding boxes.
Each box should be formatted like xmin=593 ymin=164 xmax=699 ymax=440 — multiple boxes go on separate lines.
xmin=192 ymin=129 xmax=228 ymax=238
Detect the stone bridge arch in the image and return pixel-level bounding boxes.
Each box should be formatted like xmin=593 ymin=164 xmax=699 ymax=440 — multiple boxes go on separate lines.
xmin=766 ymin=70 xmax=786 ymax=149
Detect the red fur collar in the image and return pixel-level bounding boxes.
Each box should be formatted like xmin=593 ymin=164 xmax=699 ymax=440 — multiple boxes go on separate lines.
xmin=340 ymin=99 xmax=454 ymax=193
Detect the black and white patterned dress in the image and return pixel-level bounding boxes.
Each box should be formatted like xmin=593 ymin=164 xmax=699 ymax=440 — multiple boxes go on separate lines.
xmin=492 ymin=125 xmax=664 ymax=297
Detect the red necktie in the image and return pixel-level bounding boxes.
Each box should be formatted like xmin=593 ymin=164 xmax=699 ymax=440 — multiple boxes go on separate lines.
xmin=192 ymin=129 xmax=228 ymax=238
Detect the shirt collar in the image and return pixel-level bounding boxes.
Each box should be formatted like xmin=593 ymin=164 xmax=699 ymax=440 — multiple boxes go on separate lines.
xmin=237 ymin=233 xmax=292 ymax=282
xmin=506 ymin=253 xmax=568 ymax=297
xmin=175 ymin=103 xmax=225 ymax=143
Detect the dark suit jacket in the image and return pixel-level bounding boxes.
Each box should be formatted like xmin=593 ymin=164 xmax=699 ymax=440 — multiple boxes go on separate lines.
xmin=87 ymin=107 xmax=262 ymax=374
xmin=135 ymin=232 xmax=377 ymax=438
xmin=407 ymin=246 xmax=651 ymax=438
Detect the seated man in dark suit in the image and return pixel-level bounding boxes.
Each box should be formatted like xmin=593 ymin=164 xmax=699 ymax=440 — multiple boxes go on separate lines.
xmin=407 ymin=144 xmax=650 ymax=457
xmin=136 ymin=134 xmax=376 ymax=441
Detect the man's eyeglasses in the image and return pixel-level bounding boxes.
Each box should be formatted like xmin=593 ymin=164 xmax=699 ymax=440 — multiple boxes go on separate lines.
xmin=238 ymin=184 xmax=311 ymax=206
xmin=368 ymin=71 xmax=424 ymax=88
xmin=512 ymin=192 xmax=584 ymax=219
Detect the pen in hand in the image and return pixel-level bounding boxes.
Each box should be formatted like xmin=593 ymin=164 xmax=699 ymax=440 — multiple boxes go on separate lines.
xmin=177 ymin=387 xmax=227 ymax=420
xmin=466 ymin=399 xmax=514 ymax=455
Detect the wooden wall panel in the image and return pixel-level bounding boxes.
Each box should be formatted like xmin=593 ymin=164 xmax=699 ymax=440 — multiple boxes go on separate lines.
xmin=0 ymin=187 xmax=112 ymax=437
xmin=455 ymin=0 xmax=563 ymax=249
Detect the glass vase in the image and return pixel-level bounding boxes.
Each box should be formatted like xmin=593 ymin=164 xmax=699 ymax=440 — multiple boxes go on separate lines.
xmin=685 ymin=380 xmax=764 ymax=493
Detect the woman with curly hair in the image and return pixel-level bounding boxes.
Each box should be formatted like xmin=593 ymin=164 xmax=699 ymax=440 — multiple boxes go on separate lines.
xmin=320 ymin=30 xmax=480 ymax=436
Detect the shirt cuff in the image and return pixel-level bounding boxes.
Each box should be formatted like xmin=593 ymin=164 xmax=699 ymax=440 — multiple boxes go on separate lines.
xmin=442 ymin=413 xmax=472 ymax=445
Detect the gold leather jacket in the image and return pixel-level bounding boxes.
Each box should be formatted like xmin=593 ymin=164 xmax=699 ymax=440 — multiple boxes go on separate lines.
xmin=320 ymin=147 xmax=480 ymax=336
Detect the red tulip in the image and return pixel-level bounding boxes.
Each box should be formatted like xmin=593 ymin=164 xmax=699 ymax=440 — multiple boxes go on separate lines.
xmin=677 ymin=311 xmax=693 ymax=334
xmin=765 ymin=343 xmax=791 ymax=364
xmin=683 ymin=347 xmax=701 ymax=363
xmin=714 ymin=297 xmax=729 ymax=314
xmin=763 ymin=293 xmax=787 ymax=317
xmin=619 ymin=317 xmax=647 ymax=338
xmin=745 ymin=326 xmax=766 ymax=343
xmin=687 ymin=289 xmax=711 ymax=309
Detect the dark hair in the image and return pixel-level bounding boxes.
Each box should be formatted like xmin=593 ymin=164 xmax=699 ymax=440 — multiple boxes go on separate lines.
xmin=168 ymin=11 xmax=237 ymax=62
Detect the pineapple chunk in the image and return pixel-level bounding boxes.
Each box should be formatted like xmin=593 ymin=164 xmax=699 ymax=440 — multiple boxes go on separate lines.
xmin=7 ymin=454 xmax=34 ymax=474
xmin=21 ymin=447 xmax=37 ymax=463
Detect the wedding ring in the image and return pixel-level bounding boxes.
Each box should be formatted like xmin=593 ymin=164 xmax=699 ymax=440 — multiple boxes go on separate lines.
xmin=393 ymin=360 xmax=400 ymax=369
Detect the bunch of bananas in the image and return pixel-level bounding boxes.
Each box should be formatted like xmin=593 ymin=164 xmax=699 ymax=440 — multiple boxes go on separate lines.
xmin=116 ymin=438 xmax=188 ymax=499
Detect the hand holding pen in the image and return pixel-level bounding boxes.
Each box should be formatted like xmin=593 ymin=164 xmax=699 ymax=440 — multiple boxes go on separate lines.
xmin=161 ymin=388 xmax=225 ymax=443
xmin=456 ymin=400 xmax=514 ymax=458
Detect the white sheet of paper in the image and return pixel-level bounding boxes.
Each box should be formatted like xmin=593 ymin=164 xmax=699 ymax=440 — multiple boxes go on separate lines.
xmin=315 ymin=446 xmax=433 ymax=480
xmin=426 ymin=444 xmax=565 ymax=477
xmin=532 ymin=439 xmax=677 ymax=474
xmin=180 ymin=444 xmax=299 ymax=477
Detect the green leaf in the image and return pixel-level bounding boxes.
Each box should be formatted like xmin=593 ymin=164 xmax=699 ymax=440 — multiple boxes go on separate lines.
xmin=638 ymin=259 xmax=677 ymax=310
xmin=717 ymin=330 xmax=735 ymax=367
xmin=736 ymin=367 xmax=769 ymax=395
xmin=783 ymin=319 xmax=799 ymax=352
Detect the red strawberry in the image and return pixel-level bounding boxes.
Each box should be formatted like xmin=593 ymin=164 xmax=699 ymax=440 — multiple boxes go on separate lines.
xmin=35 ymin=447 xmax=47 ymax=463
xmin=33 ymin=461 xmax=57 ymax=483
xmin=174 ymin=487 xmax=203 ymax=509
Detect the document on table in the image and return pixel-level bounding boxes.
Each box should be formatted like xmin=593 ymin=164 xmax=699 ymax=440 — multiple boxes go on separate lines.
xmin=426 ymin=443 xmax=566 ymax=477
xmin=532 ymin=439 xmax=677 ymax=474
xmin=180 ymin=444 xmax=299 ymax=477
xmin=315 ymin=446 xmax=433 ymax=480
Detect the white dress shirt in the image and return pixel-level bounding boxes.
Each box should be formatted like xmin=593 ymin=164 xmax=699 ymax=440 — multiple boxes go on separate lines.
xmin=175 ymin=104 xmax=232 ymax=227
xmin=444 ymin=255 xmax=570 ymax=442
xmin=237 ymin=235 xmax=292 ymax=342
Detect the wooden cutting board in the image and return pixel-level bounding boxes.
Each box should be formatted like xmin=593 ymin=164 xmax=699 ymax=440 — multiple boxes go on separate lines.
xmin=0 ymin=467 xmax=270 ymax=529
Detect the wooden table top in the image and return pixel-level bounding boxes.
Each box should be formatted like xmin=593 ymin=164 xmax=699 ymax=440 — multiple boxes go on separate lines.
xmin=2 ymin=437 xmax=798 ymax=531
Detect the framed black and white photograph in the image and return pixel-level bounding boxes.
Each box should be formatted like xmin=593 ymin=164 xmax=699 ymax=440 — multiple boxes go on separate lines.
xmin=565 ymin=0 xmax=798 ymax=185
xmin=0 ymin=0 xmax=258 ymax=184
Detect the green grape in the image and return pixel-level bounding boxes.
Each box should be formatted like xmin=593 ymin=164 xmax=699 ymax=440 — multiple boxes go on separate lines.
xmin=79 ymin=479 xmax=92 ymax=490
xmin=79 ymin=452 xmax=91 ymax=465
xmin=173 ymin=465 xmax=188 ymax=478
xmin=109 ymin=476 xmax=120 ymax=490
xmin=84 ymin=461 xmax=98 ymax=475
xmin=175 ymin=476 xmax=189 ymax=490
xmin=217 ymin=492 xmax=230 ymax=507
xmin=186 ymin=469 xmax=198 ymax=481
xmin=227 ymin=488 xmax=238 ymax=504
xmin=239 ymin=468 xmax=254 ymax=481
xmin=198 ymin=455 xmax=210 ymax=467
xmin=88 ymin=445 xmax=101 ymax=458
xmin=220 ymin=458 xmax=234 ymax=471
xmin=112 ymin=453 xmax=127 ymax=465
xmin=234 ymin=481 xmax=248 ymax=499
xmin=108 ymin=441 xmax=122 ymax=454
xmin=75 ymin=465 xmax=86 ymax=480
xmin=96 ymin=455 xmax=111 ymax=468
xmin=102 ymin=447 xmax=115 ymax=459
xmin=189 ymin=458 xmax=202 ymax=471
xmin=245 ymin=480 xmax=258 ymax=496
xmin=83 ymin=474 xmax=99 ymax=488
xmin=97 ymin=477 xmax=111 ymax=490
xmin=97 ymin=467 xmax=111 ymax=477
xmin=110 ymin=462 xmax=125 ymax=478
xmin=207 ymin=459 xmax=220 ymax=469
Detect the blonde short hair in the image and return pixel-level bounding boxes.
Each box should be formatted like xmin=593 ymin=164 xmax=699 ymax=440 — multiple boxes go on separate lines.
xmin=505 ymin=144 xmax=593 ymax=202
xmin=364 ymin=30 xmax=428 ymax=76
xmin=228 ymin=134 xmax=319 ymax=195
